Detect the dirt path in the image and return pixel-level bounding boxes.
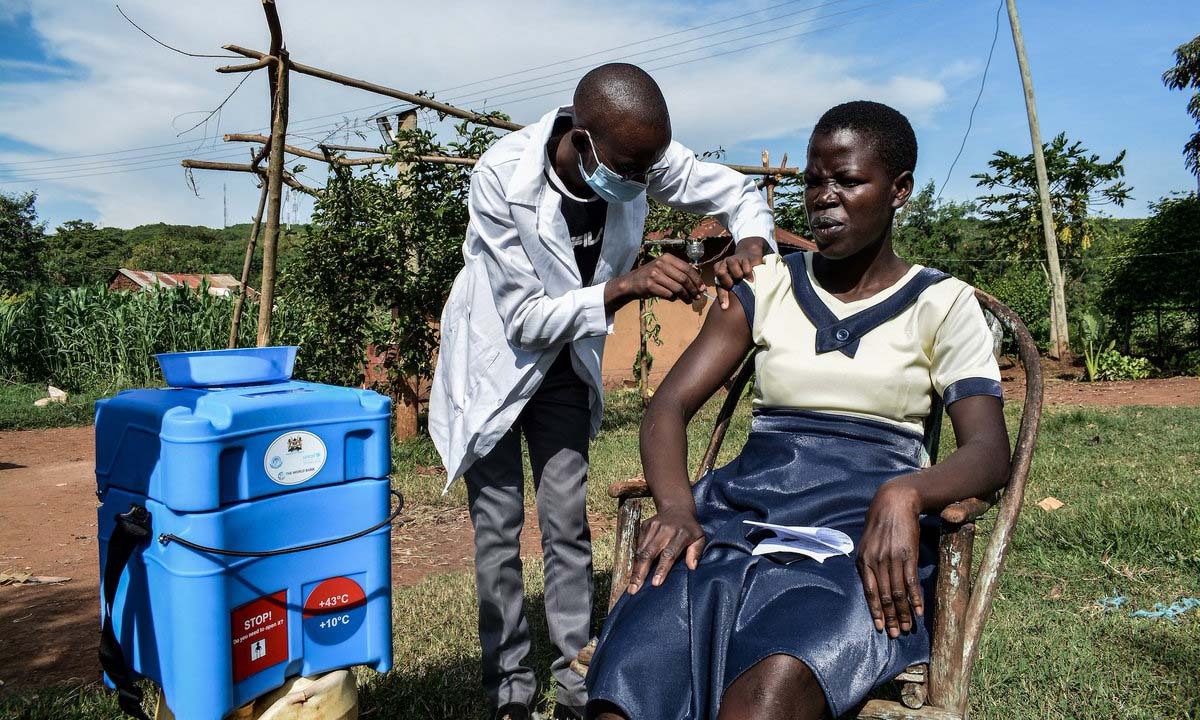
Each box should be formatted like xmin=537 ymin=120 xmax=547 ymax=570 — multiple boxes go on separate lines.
xmin=1 ymin=372 xmax=1196 ymax=692
xmin=0 ymin=425 xmax=610 ymax=692
xmin=1000 ymin=359 xmax=1200 ymax=407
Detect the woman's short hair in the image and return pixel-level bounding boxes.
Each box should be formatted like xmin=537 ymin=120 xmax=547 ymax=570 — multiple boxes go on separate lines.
xmin=812 ymin=101 xmax=918 ymax=178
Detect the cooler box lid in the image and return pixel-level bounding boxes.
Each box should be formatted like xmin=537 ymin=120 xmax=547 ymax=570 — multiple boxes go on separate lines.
xmin=94 ymin=348 xmax=392 ymax=511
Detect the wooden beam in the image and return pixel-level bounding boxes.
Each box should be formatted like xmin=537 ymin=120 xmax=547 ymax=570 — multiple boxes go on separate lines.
xmin=216 ymin=56 xmax=275 ymax=74
xmin=222 ymin=44 xmax=523 ymax=132
xmin=723 ymin=162 xmax=799 ymax=177
xmin=229 ymin=185 xmax=268 ymax=348
xmin=256 ymin=30 xmax=288 ymax=347
xmin=319 ymin=143 xmax=382 ymax=153
xmin=225 ymin=133 xmax=478 ymax=168
xmin=181 ymin=159 xmax=321 ymax=196
xmin=225 ymin=132 xmax=327 ymax=163
xmin=182 ymin=159 xmax=258 ymax=173
xmin=217 ymin=47 xmax=796 ymax=178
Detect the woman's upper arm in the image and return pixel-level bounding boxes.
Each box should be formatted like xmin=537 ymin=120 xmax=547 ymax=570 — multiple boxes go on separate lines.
xmin=944 ymin=394 xmax=1010 ymax=490
xmin=650 ymin=288 xmax=755 ymax=420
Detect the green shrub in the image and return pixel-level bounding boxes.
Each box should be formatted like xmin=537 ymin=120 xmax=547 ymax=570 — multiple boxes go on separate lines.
xmin=1094 ymin=349 xmax=1154 ymax=381
xmin=978 ymin=269 xmax=1051 ymax=348
xmin=1180 ymin=349 xmax=1200 ymax=377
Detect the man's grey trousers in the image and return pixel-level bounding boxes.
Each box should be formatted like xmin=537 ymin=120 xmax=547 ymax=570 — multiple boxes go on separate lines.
xmin=465 ymin=354 xmax=593 ymax=709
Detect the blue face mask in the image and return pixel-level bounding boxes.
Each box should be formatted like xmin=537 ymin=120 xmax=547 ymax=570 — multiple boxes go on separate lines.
xmin=577 ymin=131 xmax=648 ymax=204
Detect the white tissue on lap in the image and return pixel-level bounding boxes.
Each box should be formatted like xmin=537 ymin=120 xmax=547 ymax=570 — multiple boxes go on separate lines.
xmin=743 ymin=520 xmax=854 ymax=563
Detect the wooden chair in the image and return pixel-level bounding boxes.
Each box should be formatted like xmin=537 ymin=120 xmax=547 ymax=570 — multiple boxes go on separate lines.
xmin=574 ymin=291 xmax=1044 ymax=720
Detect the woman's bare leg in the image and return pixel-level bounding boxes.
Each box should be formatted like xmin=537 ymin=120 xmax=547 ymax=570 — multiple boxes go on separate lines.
xmin=717 ymin=654 xmax=827 ymax=720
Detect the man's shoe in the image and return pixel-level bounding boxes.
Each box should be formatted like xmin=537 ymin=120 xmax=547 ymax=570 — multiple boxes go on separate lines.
xmin=494 ymin=702 xmax=532 ymax=720
xmin=552 ymin=701 xmax=586 ymax=720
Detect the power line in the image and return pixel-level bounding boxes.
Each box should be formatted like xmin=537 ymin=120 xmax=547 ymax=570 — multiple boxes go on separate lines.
xmin=471 ymin=0 xmax=930 ymax=111
xmin=1 ymin=0 xmax=872 ymax=172
xmin=935 ymin=0 xmax=1002 ymax=203
xmin=115 ymin=4 xmax=241 ymax=59
xmin=0 ymin=115 xmax=379 ymax=180
xmin=1 ymin=0 xmax=928 ymax=184
xmin=431 ymin=0 xmax=819 ymax=96
xmin=438 ymin=0 xmax=874 ymax=108
xmin=2 ymin=2 xmax=822 ymax=169
xmin=0 ymin=101 xmax=395 ymax=168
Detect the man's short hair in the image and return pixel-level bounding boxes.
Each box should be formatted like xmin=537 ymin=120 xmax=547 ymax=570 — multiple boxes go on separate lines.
xmin=812 ymin=100 xmax=917 ymax=178
xmin=574 ymin=63 xmax=670 ymax=138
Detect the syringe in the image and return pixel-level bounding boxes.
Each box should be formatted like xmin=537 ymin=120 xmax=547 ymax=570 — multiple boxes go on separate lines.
xmin=685 ymin=239 xmax=716 ymax=301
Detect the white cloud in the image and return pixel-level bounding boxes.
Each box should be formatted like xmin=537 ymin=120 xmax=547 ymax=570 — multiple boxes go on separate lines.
xmin=0 ymin=0 xmax=30 ymax=25
xmin=0 ymin=0 xmax=950 ymax=227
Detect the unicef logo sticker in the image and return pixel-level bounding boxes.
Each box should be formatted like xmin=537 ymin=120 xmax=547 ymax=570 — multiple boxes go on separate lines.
xmin=264 ymin=431 xmax=327 ymax=485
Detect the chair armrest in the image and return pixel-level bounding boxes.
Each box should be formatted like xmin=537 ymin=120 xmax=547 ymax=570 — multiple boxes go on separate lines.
xmin=608 ymin=478 xmax=652 ymax=500
xmin=939 ymin=495 xmax=997 ymax=525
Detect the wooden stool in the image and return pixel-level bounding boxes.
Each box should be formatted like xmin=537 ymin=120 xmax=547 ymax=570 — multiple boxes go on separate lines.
xmin=154 ymin=670 xmax=358 ymax=720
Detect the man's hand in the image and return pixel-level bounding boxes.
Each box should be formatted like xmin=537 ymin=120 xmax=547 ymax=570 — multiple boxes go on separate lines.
xmin=714 ymin=236 xmax=768 ymax=309
xmin=627 ymin=505 xmax=707 ymax=595
xmin=856 ymin=480 xmax=924 ymax=639
xmin=605 ymin=254 xmax=706 ymax=313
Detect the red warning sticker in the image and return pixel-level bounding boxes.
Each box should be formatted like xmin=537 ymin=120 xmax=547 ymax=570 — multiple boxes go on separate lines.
xmin=303 ymin=577 xmax=366 ymax=618
xmin=230 ymin=590 xmax=288 ymax=683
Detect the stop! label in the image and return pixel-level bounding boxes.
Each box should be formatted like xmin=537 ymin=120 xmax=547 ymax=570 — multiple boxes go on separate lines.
xmin=230 ymin=590 xmax=288 ymax=683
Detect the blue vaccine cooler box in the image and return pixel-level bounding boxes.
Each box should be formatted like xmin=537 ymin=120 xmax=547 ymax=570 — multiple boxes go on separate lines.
xmin=95 ymin=347 xmax=396 ymax=720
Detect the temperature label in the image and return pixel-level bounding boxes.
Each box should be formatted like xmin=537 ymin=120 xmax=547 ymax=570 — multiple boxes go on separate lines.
xmin=230 ymin=591 xmax=288 ymax=683
xmin=303 ymin=577 xmax=366 ymax=646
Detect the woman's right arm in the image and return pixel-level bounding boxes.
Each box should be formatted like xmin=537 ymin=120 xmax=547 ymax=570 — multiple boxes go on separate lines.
xmin=626 ymin=292 xmax=755 ymax=594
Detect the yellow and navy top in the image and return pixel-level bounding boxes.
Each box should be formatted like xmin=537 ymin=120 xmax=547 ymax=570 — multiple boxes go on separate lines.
xmin=730 ymin=252 xmax=1002 ymax=435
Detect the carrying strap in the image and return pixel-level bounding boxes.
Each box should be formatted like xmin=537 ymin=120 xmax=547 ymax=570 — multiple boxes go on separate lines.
xmin=99 ymin=504 xmax=154 ymax=720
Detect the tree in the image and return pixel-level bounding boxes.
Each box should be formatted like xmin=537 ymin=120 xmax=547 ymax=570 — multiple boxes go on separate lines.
xmin=1162 ymin=34 xmax=1200 ymax=189
xmin=0 ymin=191 xmax=46 ymax=293
xmin=43 ymin=220 xmax=128 ymax=286
xmin=772 ymin=175 xmax=807 ymax=237
xmin=973 ymin=133 xmax=1131 ymax=354
xmin=278 ymin=116 xmax=503 ymax=412
xmin=1100 ymin=193 xmax=1200 ymax=369
xmin=892 ymin=182 xmax=981 ymax=270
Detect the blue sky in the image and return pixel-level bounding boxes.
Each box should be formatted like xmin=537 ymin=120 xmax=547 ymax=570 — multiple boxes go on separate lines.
xmin=0 ymin=0 xmax=1197 ymax=229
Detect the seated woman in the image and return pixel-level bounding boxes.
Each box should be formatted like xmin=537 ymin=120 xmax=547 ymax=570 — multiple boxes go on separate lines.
xmin=584 ymin=101 xmax=1011 ymax=720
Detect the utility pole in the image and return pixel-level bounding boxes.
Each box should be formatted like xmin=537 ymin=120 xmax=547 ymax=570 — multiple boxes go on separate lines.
xmin=223 ymin=183 xmax=228 ymax=228
xmin=1006 ymin=0 xmax=1070 ymax=359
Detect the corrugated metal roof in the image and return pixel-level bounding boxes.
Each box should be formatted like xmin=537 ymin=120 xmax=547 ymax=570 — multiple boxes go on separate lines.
xmin=110 ymin=269 xmax=256 ymax=297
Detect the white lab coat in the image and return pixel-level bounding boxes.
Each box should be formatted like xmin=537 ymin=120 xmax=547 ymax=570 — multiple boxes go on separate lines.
xmin=429 ymin=105 xmax=775 ymax=489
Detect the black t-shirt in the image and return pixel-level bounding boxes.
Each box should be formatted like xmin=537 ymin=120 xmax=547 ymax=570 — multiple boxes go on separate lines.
xmin=559 ymin=194 xmax=606 ymax=286
xmin=545 ymin=116 xmax=606 ymax=286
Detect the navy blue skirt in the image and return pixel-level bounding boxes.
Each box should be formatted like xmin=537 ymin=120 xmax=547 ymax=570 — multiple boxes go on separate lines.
xmin=586 ymin=409 xmax=941 ymax=719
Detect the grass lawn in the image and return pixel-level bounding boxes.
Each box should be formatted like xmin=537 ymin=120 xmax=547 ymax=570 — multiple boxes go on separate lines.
xmin=0 ymin=383 xmax=105 ymax=431
xmin=2 ymin=396 xmax=1197 ymax=719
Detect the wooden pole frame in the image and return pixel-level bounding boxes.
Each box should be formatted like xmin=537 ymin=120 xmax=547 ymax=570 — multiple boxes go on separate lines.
xmin=183 ymin=11 xmax=800 ymax=347
xmin=228 ymin=184 xmax=268 ymax=348
xmin=255 ymin=0 xmax=288 ymax=348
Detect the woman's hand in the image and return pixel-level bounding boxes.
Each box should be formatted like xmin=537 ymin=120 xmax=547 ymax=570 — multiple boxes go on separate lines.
xmin=627 ymin=506 xmax=707 ymax=595
xmin=857 ymin=481 xmax=924 ymax=638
